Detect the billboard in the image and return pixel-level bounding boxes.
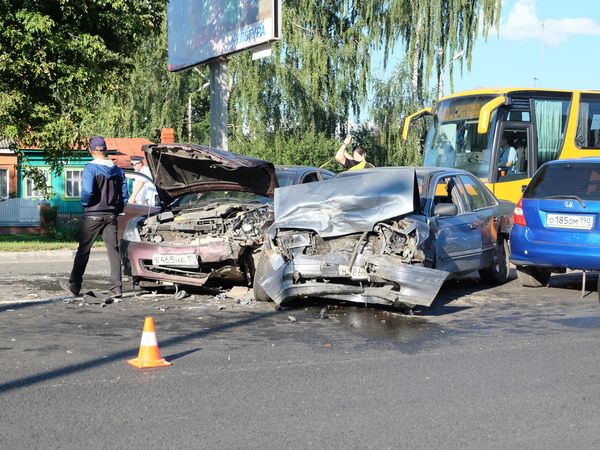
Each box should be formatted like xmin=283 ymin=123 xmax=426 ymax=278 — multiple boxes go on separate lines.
xmin=167 ymin=0 xmax=281 ymax=72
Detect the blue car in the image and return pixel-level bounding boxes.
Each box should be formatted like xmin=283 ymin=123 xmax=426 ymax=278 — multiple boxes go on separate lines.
xmin=510 ymin=158 xmax=600 ymax=287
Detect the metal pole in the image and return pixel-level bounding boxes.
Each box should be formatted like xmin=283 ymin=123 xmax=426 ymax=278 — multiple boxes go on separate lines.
xmin=209 ymin=59 xmax=229 ymax=150
xmin=187 ymin=95 xmax=192 ymax=142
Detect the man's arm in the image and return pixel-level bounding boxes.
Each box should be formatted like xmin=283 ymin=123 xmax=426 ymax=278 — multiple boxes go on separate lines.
xmin=335 ymin=136 xmax=353 ymax=165
xmin=506 ymin=146 xmax=517 ymax=167
xmin=80 ymin=165 xmax=94 ymax=206
xmin=128 ymin=179 xmax=143 ymax=204
xmin=120 ymin=171 xmax=129 ymax=208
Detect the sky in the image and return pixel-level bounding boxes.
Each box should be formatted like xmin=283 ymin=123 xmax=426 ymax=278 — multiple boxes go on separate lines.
xmin=450 ymin=0 xmax=600 ymax=93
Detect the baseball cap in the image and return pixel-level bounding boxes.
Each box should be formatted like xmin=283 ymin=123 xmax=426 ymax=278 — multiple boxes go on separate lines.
xmin=89 ymin=136 xmax=107 ymax=151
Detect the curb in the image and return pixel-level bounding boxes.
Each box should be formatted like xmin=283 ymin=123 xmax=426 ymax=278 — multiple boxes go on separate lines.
xmin=0 ymin=247 xmax=108 ymax=263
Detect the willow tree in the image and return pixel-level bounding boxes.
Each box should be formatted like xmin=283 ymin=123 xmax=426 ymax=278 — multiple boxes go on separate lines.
xmin=228 ymin=0 xmax=502 ymax=155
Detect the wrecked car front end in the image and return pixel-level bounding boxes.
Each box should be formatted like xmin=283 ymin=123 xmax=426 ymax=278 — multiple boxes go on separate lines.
xmin=126 ymin=144 xmax=277 ymax=289
xmin=257 ymin=169 xmax=450 ymax=309
xmin=127 ymin=199 xmax=273 ymax=288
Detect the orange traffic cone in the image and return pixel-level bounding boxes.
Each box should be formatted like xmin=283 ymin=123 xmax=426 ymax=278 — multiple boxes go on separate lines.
xmin=128 ymin=317 xmax=172 ymax=369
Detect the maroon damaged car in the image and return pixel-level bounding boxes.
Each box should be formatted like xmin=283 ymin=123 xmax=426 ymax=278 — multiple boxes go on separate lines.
xmin=122 ymin=143 xmax=278 ymax=290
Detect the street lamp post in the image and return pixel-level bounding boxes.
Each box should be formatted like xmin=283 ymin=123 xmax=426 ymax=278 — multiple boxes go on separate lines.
xmin=438 ymin=50 xmax=464 ymax=100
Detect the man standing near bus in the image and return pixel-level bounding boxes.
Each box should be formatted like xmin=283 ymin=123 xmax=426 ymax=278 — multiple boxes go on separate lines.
xmin=335 ymin=135 xmax=374 ymax=171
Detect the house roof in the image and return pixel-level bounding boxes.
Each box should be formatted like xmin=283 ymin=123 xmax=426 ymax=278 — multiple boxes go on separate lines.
xmin=105 ymin=137 xmax=152 ymax=158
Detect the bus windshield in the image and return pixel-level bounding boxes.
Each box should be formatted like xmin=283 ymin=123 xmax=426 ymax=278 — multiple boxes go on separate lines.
xmin=423 ymin=95 xmax=497 ymax=179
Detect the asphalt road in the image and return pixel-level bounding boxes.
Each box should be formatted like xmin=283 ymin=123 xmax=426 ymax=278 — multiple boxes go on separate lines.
xmin=1 ymin=252 xmax=599 ymax=449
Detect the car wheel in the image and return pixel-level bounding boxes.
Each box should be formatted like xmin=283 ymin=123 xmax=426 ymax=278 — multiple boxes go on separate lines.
xmin=253 ymin=251 xmax=273 ymax=302
xmin=479 ymin=236 xmax=510 ymax=284
xmin=516 ymin=265 xmax=551 ymax=287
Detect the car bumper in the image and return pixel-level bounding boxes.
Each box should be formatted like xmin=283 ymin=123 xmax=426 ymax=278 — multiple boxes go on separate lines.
xmin=510 ymin=225 xmax=600 ymax=270
xmin=259 ymin=253 xmax=449 ymax=308
xmin=127 ymin=240 xmax=245 ymax=287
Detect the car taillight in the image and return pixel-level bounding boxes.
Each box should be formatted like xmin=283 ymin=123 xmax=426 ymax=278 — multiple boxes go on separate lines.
xmin=513 ymin=197 xmax=527 ymax=227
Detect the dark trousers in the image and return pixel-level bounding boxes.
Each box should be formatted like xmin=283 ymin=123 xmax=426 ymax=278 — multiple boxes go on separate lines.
xmin=70 ymin=214 xmax=121 ymax=292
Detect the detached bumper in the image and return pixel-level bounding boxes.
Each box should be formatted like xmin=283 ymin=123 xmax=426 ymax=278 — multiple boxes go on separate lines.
xmin=260 ymin=254 xmax=449 ymax=308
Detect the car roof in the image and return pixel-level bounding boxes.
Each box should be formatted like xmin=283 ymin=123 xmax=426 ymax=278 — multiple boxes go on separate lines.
xmin=276 ymin=164 xmax=331 ymax=173
xmin=542 ymin=157 xmax=600 ymax=166
xmin=336 ymin=166 xmax=471 ymax=177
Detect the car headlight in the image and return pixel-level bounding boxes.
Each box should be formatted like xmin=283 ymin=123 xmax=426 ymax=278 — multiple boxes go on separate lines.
xmin=122 ymin=216 xmax=144 ymax=242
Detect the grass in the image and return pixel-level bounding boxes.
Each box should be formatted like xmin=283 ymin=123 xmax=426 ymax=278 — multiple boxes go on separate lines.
xmin=0 ymin=234 xmax=102 ymax=252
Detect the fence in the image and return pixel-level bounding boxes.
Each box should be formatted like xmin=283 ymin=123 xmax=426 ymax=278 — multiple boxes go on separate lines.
xmin=0 ymin=198 xmax=46 ymax=226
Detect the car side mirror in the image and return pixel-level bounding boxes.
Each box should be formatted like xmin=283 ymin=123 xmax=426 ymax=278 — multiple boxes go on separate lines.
xmin=434 ymin=203 xmax=458 ymax=217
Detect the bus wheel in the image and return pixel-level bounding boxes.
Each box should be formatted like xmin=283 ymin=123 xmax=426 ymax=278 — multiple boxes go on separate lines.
xmin=479 ymin=236 xmax=510 ymax=284
xmin=516 ymin=265 xmax=551 ymax=287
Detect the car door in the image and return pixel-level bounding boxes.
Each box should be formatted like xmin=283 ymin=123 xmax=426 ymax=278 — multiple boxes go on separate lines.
xmin=458 ymin=174 xmax=500 ymax=269
xmin=431 ymin=174 xmax=483 ymax=275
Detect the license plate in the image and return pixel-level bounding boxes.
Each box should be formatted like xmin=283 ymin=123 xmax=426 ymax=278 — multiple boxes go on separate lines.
xmin=338 ymin=264 xmax=369 ymax=280
xmin=152 ymin=253 xmax=198 ymax=267
xmin=546 ymin=213 xmax=594 ymax=230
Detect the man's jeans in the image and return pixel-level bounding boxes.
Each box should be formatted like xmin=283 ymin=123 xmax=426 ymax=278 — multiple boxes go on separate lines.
xmin=69 ymin=214 xmax=121 ymax=294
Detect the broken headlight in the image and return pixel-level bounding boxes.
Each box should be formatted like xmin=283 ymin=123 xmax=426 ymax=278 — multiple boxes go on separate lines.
xmin=232 ymin=206 xmax=272 ymax=239
xmin=122 ymin=216 xmax=144 ymax=242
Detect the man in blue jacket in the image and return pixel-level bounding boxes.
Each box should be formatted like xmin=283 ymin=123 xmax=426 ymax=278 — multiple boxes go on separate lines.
xmin=61 ymin=136 xmax=129 ymax=298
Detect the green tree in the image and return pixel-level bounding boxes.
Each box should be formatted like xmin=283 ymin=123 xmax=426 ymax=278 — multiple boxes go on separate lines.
xmin=0 ymin=0 xmax=163 ymax=171
xmin=81 ymin=19 xmax=211 ymax=144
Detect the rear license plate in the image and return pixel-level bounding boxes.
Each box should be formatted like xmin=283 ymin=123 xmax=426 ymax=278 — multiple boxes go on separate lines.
xmin=546 ymin=213 xmax=594 ymax=230
xmin=152 ymin=253 xmax=198 ymax=267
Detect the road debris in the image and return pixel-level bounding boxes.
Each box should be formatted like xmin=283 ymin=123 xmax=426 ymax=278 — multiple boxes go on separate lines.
xmin=175 ymin=289 xmax=190 ymax=300
xmin=287 ymin=315 xmax=297 ymax=322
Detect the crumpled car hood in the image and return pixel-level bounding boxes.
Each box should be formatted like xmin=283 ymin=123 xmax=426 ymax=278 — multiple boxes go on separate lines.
xmin=273 ymin=168 xmax=420 ymax=238
xmin=144 ymin=144 xmax=278 ymax=204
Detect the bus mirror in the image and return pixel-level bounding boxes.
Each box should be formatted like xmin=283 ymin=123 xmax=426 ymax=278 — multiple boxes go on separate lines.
xmin=477 ymin=96 xmax=510 ymax=134
xmin=402 ymin=107 xmax=432 ymax=141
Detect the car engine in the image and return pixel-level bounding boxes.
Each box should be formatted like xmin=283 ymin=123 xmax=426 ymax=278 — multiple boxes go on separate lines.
xmin=138 ymin=203 xmax=273 ymax=246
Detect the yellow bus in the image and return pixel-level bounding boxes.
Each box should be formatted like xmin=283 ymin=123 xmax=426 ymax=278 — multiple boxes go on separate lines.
xmin=403 ymin=88 xmax=600 ymax=202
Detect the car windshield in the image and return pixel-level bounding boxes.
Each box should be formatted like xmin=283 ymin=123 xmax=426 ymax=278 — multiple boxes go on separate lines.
xmin=276 ymin=171 xmax=298 ymax=187
xmin=525 ymin=163 xmax=600 ymax=201
xmin=172 ymin=191 xmax=271 ymax=209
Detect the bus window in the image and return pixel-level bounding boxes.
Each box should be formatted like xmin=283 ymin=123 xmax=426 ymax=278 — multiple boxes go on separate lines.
xmin=497 ymin=128 xmax=529 ymax=182
xmin=534 ymin=98 xmax=570 ymax=165
xmin=576 ymin=95 xmax=600 ymax=149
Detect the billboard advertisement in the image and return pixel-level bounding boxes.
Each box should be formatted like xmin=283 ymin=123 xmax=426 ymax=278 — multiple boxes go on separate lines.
xmin=167 ymin=0 xmax=281 ymax=72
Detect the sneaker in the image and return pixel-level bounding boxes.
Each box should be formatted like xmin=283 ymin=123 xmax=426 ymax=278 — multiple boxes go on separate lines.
xmin=59 ymin=278 xmax=80 ymax=296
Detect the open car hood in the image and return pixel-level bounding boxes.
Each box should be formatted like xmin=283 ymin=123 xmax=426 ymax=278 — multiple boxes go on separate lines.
xmin=273 ymin=168 xmax=420 ymax=238
xmin=144 ymin=144 xmax=278 ymax=204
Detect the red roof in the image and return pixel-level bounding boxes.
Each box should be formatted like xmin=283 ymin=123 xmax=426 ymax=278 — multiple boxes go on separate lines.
xmin=105 ymin=138 xmax=152 ymax=157
xmin=105 ymin=137 xmax=153 ymax=169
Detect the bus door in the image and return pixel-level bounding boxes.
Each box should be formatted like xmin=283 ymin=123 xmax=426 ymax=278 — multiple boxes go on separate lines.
xmin=491 ymin=122 xmax=534 ymax=201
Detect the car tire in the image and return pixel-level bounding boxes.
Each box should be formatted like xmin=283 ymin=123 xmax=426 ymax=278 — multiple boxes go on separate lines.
xmin=479 ymin=236 xmax=510 ymax=284
xmin=253 ymin=251 xmax=273 ymax=302
xmin=516 ymin=265 xmax=551 ymax=287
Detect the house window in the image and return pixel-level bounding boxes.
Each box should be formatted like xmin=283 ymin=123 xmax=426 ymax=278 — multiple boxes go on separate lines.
xmin=25 ymin=169 xmax=50 ymax=198
xmin=0 ymin=168 xmax=8 ymax=199
xmin=65 ymin=170 xmax=82 ymax=198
